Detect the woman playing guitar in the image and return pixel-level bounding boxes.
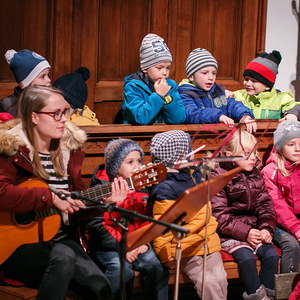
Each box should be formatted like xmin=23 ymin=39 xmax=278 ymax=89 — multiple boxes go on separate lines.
xmin=0 ymin=86 xmax=111 ymax=300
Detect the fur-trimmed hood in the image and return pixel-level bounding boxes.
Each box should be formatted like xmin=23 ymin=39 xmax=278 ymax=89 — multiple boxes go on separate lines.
xmin=0 ymin=119 xmax=87 ymax=158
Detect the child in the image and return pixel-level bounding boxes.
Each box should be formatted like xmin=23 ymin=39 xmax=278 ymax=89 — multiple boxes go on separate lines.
xmin=262 ymin=120 xmax=300 ymax=273
xmin=53 ymin=67 xmax=100 ymax=126
xmin=87 ymin=138 xmax=168 ymax=300
xmin=211 ymin=129 xmax=279 ymax=300
xmin=150 ymin=130 xmax=227 ymax=300
xmin=0 ymin=86 xmax=111 ymax=300
xmin=0 ymin=49 xmax=51 ymax=117
xmin=122 ymin=33 xmax=186 ymax=125
xmin=233 ymin=50 xmax=300 ymax=121
xmin=178 ymin=48 xmax=256 ymax=133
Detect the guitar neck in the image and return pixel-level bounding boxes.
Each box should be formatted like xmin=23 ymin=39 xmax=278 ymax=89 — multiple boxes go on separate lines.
xmin=76 ymin=177 xmax=134 ymax=203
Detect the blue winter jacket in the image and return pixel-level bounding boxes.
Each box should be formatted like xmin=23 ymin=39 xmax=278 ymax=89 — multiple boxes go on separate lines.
xmin=122 ymin=72 xmax=186 ymax=125
xmin=178 ymin=79 xmax=254 ymax=124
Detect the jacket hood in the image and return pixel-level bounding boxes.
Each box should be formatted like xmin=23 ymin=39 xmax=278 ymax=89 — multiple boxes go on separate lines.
xmin=0 ymin=119 xmax=87 ymax=157
xmin=179 ymin=79 xmax=218 ymax=93
xmin=266 ymin=149 xmax=300 ymax=172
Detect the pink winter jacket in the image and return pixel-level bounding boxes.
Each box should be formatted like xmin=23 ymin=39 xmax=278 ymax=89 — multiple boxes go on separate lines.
xmin=262 ymin=153 xmax=300 ymax=238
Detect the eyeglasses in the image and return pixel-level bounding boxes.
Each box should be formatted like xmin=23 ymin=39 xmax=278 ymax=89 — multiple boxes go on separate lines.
xmin=35 ymin=108 xmax=71 ymax=121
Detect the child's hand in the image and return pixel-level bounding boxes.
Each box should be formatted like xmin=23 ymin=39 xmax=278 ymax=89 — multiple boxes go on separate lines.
xmin=154 ymin=78 xmax=171 ymax=97
xmin=240 ymin=115 xmax=257 ymax=133
xmin=105 ymin=177 xmax=129 ymax=204
xmin=247 ymin=228 xmax=262 ymax=248
xmin=279 ymin=114 xmax=298 ymax=122
xmin=294 ymin=229 xmax=300 ymax=242
xmin=219 ymin=115 xmax=234 ymax=126
xmin=136 ymin=244 xmax=149 ymax=255
xmin=126 ymin=248 xmax=139 ymax=263
xmin=260 ymin=229 xmax=272 ymax=243
xmin=225 ymin=89 xmax=234 ymax=98
xmin=126 ymin=244 xmax=149 ymax=263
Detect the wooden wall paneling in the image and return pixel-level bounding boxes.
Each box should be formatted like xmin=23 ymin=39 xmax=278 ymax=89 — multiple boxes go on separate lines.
xmin=150 ymin=0 xmax=169 ymax=38
xmin=192 ymin=0 xmax=215 ymax=52
xmin=237 ymin=0 xmax=267 ymax=81
xmin=0 ymin=0 xmax=53 ymax=98
xmin=213 ymin=0 xmax=241 ymax=79
xmin=51 ymin=0 xmax=73 ymax=80
xmin=169 ymin=0 xmax=194 ymax=82
xmin=78 ymin=0 xmax=99 ymax=108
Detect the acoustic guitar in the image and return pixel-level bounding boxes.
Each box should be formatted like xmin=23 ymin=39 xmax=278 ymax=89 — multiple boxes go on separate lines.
xmin=0 ymin=162 xmax=166 ymax=264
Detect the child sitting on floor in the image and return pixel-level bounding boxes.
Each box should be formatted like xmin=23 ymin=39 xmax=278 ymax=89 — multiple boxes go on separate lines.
xmin=211 ymin=129 xmax=279 ymax=299
xmin=87 ymin=138 xmax=168 ymax=300
xmin=122 ymin=33 xmax=186 ymax=125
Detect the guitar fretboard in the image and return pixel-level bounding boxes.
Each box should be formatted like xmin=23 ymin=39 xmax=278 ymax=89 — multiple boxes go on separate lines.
xmin=77 ymin=177 xmax=134 ymax=203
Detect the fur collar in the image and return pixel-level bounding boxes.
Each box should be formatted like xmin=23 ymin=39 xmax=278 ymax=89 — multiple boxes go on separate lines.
xmin=0 ymin=119 xmax=87 ymax=158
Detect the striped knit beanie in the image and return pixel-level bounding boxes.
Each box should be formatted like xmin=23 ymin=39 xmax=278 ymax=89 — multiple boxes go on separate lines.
xmin=243 ymin=50 xmax=281 ymax=88
xmin=140 ymin=33 xmax=172 ymax=70
xmin=150 ymin=130 xmax=191 ymax=168
xmin=186 ymin=48 xmax=218 ymax=78
xmin=5 ymin=49 xmax=50 ymax=88
xmin=105 ymin=138 xmax=144 ymax=180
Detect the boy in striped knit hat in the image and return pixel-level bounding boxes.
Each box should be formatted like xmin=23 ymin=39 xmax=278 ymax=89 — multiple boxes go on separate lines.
xmin=179 ymin=48 xmax=256 ymax=132
xmin=233 ymin=50 xmax=300 ymax=121
xmin=122 ymin=33 xmax=186 ymax=125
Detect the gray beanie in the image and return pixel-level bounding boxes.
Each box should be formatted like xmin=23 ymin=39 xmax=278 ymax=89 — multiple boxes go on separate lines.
xmin=274 ymin=120 xmax=300 ymax=152
xmin=186 ymin=48 xmax=218 ymax=78
xmin=105 ymin=139 xmax=144 ymax=180
xmin=140 ymin=33 xmax=172 ymax=70
xmin=150 ymin=130 xmax=191 ymax=167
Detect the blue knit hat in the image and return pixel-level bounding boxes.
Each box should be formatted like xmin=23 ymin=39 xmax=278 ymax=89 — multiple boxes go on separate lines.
xmin=105 ymin=139 xmax=144 ymax=180
xmin=5 ymin=49 xmax=50 ymax=88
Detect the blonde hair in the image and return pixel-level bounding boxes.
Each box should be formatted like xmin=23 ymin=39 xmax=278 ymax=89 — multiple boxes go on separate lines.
xmin=18 ymin=85 xmax=65 ymax=179
xmin=223 ymin=129 xmax=257 ymax=156
xmin=275 ymin=153 xmax=290 ymax=176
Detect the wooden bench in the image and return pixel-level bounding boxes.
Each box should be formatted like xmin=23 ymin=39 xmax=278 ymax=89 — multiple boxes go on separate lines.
xmin=80 ymin=121 xmax=278 ymax=185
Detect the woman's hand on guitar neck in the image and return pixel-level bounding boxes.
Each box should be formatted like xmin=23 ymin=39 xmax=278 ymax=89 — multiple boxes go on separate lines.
xmin=51 ymin=192 xmax=85 ymax=214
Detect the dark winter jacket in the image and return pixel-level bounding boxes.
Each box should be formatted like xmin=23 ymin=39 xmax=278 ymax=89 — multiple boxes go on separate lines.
xmin=0 ymin=87 xmax=22 ymax=117
xmin=211 ymin=163 xmax=276 ymax=242
xmin=178 ymin=80 xmax=254 ymax=124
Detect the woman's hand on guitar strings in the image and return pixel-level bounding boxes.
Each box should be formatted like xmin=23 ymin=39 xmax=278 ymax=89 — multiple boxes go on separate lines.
xmin=51 ymin=192 xmax=86 ymax=214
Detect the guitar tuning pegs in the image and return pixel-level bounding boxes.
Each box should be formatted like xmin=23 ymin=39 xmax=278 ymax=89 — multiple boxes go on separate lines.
xmin=147 ymin=162 xmax=153 ymax=166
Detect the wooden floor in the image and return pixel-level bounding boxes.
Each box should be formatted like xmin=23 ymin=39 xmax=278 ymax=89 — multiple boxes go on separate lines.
xmin=130 ymin=280 xmax=245 ymax=299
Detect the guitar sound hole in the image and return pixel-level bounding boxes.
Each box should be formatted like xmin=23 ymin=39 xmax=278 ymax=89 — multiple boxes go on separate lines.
xmin=14 ymin=212 xmax=36 ymax=225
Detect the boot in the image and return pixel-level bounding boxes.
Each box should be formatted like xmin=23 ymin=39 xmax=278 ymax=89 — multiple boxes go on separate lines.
xmin=264 ymin=287 xmax=275 ymax=300
xmin=243 ymin=285 xmax=271 ymax=300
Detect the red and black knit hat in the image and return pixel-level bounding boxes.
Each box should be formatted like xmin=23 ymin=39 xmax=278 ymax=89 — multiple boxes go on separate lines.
xmin=243 ymin=50 xmax=282 ymax=88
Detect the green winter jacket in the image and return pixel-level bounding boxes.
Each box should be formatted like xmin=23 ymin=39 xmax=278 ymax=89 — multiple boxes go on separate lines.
xmin=233 ymin=89 xmax=299 ymax=120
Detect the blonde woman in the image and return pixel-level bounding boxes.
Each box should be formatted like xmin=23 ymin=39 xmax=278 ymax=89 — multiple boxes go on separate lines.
xmin=0 ymin=86 xmax=111 ymax=300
